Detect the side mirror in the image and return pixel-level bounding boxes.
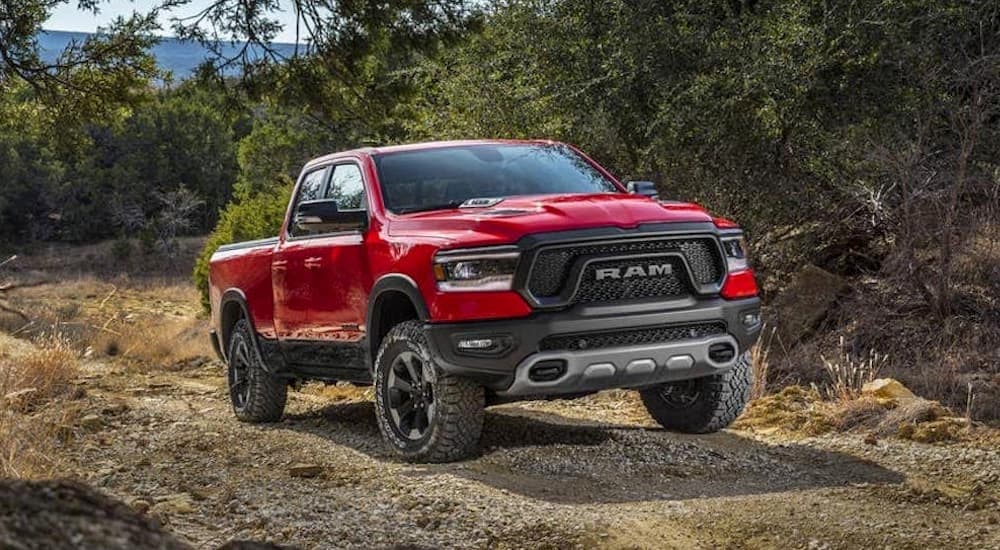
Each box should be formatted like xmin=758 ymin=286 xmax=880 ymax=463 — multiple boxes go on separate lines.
xmin=294 ymin=199 xmax=367 ymax=234
xmin=626 ymin=181 xmax=659 ymax=200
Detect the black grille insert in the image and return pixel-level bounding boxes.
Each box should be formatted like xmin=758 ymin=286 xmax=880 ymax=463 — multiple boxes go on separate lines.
xmin=575 ymin=256 xmax=689 ymax=304
xmin=538 ymin=322 xmax=728 ymax=352
xmin=526 ymin=237 xmax=724 ymax=302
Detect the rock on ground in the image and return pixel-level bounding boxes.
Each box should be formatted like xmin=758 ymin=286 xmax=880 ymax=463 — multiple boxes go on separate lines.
xmin=0 ymin=479 xmax=189 ymax=550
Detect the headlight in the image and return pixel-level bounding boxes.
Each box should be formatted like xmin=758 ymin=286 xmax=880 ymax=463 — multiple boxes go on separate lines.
xmin=721 ymin=236 xmax=749 ymax=272
xmin=433 ymin=247 xmax=519 ymax=291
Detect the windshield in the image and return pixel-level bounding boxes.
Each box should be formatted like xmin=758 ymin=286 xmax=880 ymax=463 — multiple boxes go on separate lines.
xmin=373 ymin=143 xmax=621 ymax=214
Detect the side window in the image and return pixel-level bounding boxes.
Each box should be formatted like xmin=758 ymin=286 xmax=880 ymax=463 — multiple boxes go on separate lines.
xmin=297 ymin=167 xmax=330 ymax=203
xmin=326 ymin=163 xmax=366 ymax=210
xmin=289 ymin=167 xmax=330 ymax=237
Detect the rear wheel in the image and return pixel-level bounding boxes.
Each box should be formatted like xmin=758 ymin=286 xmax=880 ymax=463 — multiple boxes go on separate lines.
xmin=374 ymin=321 xmax=484 ymax=462
xmin=227 ymin=319 xmax=287 ymax=423
xmin=639 ymin=352 xmax=751 ymax=433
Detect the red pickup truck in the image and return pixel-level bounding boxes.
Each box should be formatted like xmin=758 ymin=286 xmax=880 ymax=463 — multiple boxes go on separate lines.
xmin=208 ymin=140 xmax=761 ymax=462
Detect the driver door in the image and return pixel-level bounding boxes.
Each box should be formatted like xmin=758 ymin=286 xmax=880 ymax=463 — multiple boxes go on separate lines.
xmin=272 ymin=165 xmax=330 ymax=342
xmin=304 ymin=162 xmax=371 ymax=369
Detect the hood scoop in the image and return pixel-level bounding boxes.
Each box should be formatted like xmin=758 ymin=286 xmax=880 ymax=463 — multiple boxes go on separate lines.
xmin=460 ymin=197 xmax=528 ymax=216
xmin=460 ymin=197 xmax=504 ymax=208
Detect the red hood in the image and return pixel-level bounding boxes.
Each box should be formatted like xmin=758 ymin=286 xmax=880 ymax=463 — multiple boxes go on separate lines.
xmin=386 ymin=193 xmax=714 ymax=247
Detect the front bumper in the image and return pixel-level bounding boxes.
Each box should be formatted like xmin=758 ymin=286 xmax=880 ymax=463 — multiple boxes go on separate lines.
xmin=424 ymin=296 xmax=761 ymax=397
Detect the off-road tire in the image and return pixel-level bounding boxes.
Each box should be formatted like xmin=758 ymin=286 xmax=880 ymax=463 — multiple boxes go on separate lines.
xmin=639 ymin=352 xmax=751 ymax=433
xmin=374 ymin=321 xmax=484 ymax=463
xmin=226 ymin=319 xmax=287 ymax=423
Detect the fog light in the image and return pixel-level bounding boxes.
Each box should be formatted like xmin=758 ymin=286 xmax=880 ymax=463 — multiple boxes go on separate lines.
xmin=741 ymin=311 xmax=761 ymax=328
xmin=457 ymin=338 xmax=496 ymax=350
xmin=453 ymin=334 xmax=514 ymax=357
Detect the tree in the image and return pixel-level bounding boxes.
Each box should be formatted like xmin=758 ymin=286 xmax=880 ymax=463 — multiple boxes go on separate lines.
xmin=1 ymin=1 xmax=160 ymax=121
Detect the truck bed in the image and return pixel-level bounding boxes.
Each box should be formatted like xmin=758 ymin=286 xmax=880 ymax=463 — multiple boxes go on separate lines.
xmin=209 ymin=237 xmax=279 ymax=341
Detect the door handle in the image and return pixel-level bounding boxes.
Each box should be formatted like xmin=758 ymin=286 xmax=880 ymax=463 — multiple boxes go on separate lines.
xmin=304 ymin=257 xmax=323 ymax=269
xmin=272 ymin=260 xmax=288 ymax=271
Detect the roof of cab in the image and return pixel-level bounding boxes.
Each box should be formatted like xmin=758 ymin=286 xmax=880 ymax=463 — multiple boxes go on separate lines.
xmin=303 ymin=139 xmax=558 ymax=169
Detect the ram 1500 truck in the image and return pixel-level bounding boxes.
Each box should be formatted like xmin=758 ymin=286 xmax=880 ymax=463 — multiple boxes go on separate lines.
xmin=208 ymin=140 xmax=762 ymax=462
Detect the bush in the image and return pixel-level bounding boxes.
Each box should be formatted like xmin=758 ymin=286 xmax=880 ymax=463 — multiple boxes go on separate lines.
xmin=193 ymin=182 xmax=292 ymax=310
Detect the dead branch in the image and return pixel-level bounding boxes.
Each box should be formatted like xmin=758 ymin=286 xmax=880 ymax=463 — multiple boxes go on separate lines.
xmin=0 ymin=281 xmax=50 ymax=293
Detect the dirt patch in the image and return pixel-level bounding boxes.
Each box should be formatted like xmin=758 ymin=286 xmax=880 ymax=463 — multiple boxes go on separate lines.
xmin=41 ymin=359 xmax=996 ymax=549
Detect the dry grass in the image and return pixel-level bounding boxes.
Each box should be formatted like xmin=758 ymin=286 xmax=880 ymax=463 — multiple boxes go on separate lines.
xmin=735 ymin=379 xmax=981 ymax=445
xmin=763 ymin=219 xmax=1000 ymax=423
xmin=830 ymin=395 xmax=887 ymax=431
xmin=750 ymin=325 xmax=776 ymax=400
xmin=0 ymin=334 xmax=80 ymax=478
xmin=820 ymin=337 xmax=887 ymax=401
xmin=1 ymin=274 xmax=211 ymax=369
xmin=737 ymin=353 xmax=975 ymax=444
xmin=733 ymin=386 xmax=835 ymax=436
xmin=5 ymin=236 xmax=206 ymax=280
xmin=0 ymin=334 xmax=78 ymax=410
xmin=90 ymin=315 xmax=211 ymax=368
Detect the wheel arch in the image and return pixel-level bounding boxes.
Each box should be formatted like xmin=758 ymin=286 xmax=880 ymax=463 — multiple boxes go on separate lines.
xmin=367 ymin=274 xmax=430 ymax=367
xmin=219 ymin=289 xmax=257 ymax=361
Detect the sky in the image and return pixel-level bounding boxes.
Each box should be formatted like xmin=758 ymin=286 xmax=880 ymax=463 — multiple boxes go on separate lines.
xmin=47 ymin=0 xmax=302 ymax=43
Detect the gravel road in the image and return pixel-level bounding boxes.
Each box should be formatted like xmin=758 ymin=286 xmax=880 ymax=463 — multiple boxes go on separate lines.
xmin=56 ymin=360 xmax=1000 ymax=549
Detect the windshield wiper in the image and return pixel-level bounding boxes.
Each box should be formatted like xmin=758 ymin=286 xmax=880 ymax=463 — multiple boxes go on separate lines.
xmin=394 ymin=200 xmax=464 ymax=215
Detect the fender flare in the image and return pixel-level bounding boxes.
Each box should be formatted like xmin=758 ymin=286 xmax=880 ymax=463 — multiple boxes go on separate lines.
xmin=366 ymin=274 xmax=430 ymax=360
xmin=218 ymin=288 xmax=258 ymax=361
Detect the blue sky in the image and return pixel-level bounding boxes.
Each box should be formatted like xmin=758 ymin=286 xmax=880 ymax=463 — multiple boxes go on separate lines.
xmin=47 ymin=0 xmax=302 ymax=43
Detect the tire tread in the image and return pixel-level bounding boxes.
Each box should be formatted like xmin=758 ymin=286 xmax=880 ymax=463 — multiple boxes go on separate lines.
xmin=639 ymin=352 xmax=751 ymax=433
xmin=374 ymin=321 xmax=483 ymax=463
xmin=228 ymin=319 xmax=287 ymax=423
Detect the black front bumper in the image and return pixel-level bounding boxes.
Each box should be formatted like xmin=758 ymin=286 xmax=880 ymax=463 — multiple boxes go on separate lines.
xmin=424 ymin=296 xmax=761 ymax=396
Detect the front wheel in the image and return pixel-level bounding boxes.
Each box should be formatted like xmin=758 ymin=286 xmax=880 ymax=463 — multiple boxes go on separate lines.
xmin=374 ymin=321 xmax=484 ymax=463
xmin=639 ymin=352 xmax=751 ymax=433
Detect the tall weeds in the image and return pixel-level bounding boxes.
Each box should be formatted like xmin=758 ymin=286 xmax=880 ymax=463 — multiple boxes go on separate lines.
xmin=821 ymin=337 xmax=888 ymax=401
xmin=0 ymin=335 xmax=79 ymax=478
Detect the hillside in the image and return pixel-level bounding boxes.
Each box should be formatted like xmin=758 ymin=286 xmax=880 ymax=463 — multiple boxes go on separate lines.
xmin=38 ymin=30 xmax=300 ymax=77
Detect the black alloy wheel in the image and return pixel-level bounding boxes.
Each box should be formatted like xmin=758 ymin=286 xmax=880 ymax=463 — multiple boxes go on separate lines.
xmin=386 ymin=351 xmax=436 ymax=440
xmin=373 ymin=320 xmax=484 ymax=462
xmin=658 ymin=378 xmax=701 ymax=408
xmin=228 ymin=334 xmax=253 ymax=410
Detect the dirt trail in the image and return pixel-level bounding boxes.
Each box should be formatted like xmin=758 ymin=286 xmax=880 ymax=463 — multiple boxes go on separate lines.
xmin=62 ymin=359 xmax=999 ymax=549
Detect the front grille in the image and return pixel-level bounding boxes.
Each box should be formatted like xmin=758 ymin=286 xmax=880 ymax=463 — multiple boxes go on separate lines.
xmin=538 ymin=322 xmax=728 ymax=352
xmin=575 ymin=256 xmax=688 ymax=304
xmin=525 ymin=237 xmax=724 ymax=303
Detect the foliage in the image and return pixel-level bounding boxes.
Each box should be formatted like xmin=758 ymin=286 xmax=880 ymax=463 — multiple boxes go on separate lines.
xmin=0 ymin=1 xmax=160 ymax=123
xmin=0 ymin=80 xmax=241 ymax=243
xmin=416 ymin=0 xmax=999 ymax=313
